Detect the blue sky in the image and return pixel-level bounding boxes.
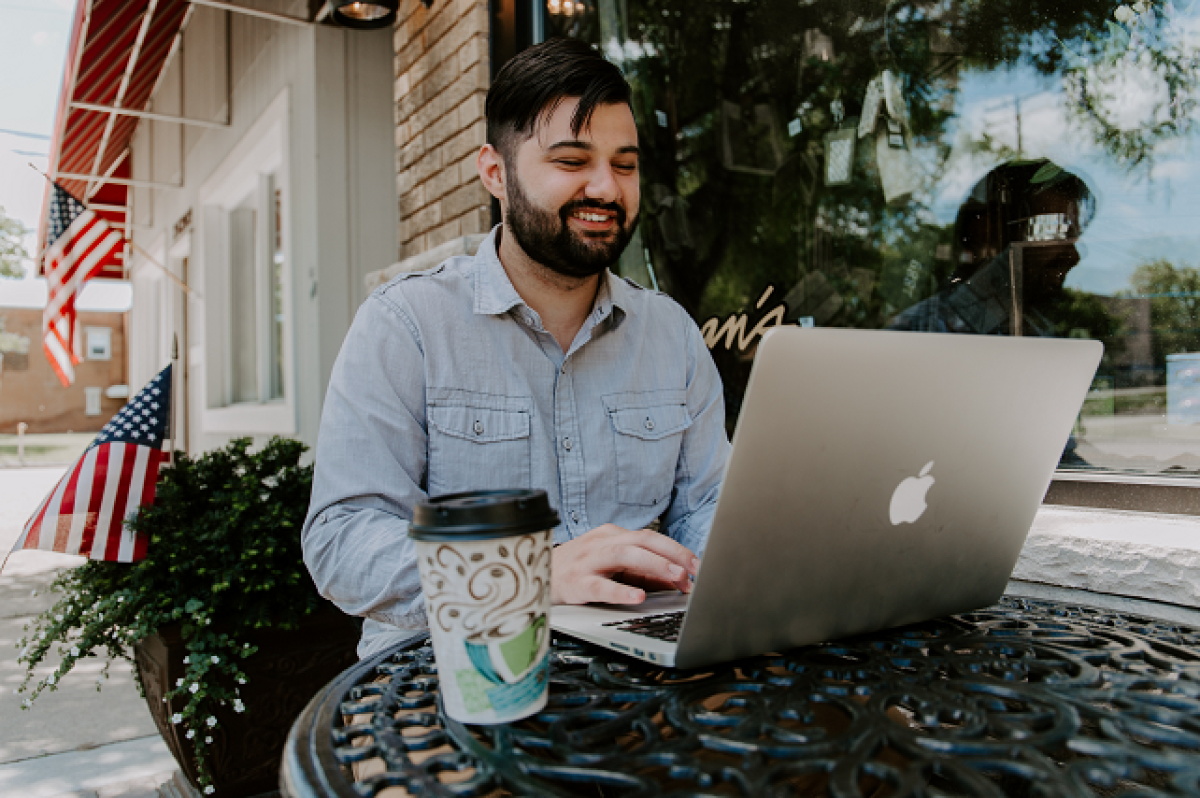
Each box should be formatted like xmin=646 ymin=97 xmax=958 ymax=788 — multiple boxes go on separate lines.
xmin=0 ymin=0 xmax=130 ymax=310
xmin=0 ymin=0 xmax=71 ymax=273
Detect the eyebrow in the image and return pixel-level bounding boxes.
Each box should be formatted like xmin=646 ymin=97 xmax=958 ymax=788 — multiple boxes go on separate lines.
xmin=546 ymin=140 xmax=640 ymax=156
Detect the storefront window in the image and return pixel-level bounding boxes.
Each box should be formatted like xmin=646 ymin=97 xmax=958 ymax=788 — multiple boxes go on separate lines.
xmin=553 ymin=0 xmax=1200 ymax=477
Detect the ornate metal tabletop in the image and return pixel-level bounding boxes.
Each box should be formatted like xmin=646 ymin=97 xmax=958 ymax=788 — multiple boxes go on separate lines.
xmin=281 ymin=596 xmax=1200 ymax=797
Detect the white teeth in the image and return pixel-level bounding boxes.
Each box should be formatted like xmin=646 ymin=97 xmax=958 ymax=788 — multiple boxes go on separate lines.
xmin=575 ymin=212 xmax=608 ymax=223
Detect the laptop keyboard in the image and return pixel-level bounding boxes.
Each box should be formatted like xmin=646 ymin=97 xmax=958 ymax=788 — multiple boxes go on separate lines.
xmin=601 ymin=611 xmax=685 ymax=642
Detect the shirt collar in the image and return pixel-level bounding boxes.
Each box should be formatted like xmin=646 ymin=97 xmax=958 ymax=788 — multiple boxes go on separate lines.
xmin=473 ymin=227 xmax=526 ymax=317
xmin=472 ymin=225 xmax=633 ymax=330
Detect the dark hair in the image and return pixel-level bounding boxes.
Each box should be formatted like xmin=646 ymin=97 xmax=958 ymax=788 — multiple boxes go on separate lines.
xmin=486 ymin=37 xmax=632 ymax=163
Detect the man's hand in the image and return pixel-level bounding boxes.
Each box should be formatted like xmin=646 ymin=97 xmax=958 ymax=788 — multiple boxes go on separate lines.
xmin=551 ymin=524 xmax=701 ymax=605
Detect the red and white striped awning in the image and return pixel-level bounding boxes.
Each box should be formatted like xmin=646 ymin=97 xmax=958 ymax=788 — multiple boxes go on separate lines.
xmin=39 ymin=0 xmax=191 ymax=278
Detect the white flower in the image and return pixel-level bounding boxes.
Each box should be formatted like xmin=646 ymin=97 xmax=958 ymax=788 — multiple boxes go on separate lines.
xmin=237 ymin=677 xmax=246 ymax=685
xmin=206 ymin=716 xmax=217 ymax=727
xmin=21 ymin=699 xmax=31 ymax=709
xmin=211 ymin=656 xmax=219 ymax=664
xmin=172 ymin=713 xmax=183 ymax=724
xmin=1133 ymin=0 xmax=1147 ymax=14
xmin=205 ymin=736 xmax=213 ymax=744
xmin=183 ymin=656 xmax=190 ymax=664
xmin=70 ymin=647 xmax=79 ymax=657
xmin=204 ymin=787 xmax=214 ymax=795
xmin=189 ymin=684 xmax=199 ymax=694
xmin=176 ymin=678 xmax=184 ymax=688
xmin=54 ymin=615 xmax=63 ymax=622
xmin=233 ymin=699 xmax=245 ymax=714
xmin=1115 ymin=4 xmax=1136 ymax=23
xmin=46 ymin=675 xmax=55 ymax=685
xmin=243 ymin=643 xmax=250 ymax=649
xmin=204 ymin=619 xmax=211 ymax=625
xmin=186 ymin=729 xmax=195 ymax=739
xmin=116 ymin=597 xmax=124 ymax=603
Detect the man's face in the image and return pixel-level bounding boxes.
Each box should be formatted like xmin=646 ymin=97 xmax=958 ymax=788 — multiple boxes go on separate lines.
xmin=503 ymin=98 xmax=641 ymax=278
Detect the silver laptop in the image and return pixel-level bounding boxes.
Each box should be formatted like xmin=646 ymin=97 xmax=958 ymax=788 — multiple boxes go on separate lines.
xmin=552 ymin=327 xmax=1102 ymax=668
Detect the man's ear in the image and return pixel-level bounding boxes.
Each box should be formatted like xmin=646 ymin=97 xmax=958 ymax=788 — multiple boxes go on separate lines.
xmin=477 ymin=144 xmax=506 ymax=202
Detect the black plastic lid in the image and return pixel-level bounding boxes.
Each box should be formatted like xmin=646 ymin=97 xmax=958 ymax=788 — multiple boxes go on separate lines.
xmin=408 ymin=489 xmax=561 ymax=541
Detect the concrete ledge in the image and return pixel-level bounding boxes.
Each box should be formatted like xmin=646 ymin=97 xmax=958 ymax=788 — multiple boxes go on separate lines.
xmin=1014 ymin=505 xmax=1200 ymax=611
xmin=364 ymin=234 xmax=488 ymax=293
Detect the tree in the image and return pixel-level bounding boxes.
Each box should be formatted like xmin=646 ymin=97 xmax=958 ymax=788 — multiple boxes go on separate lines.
xmin=1 ymin=205 xmax=30 ymax=279
xmin=1124 ymin=259 xmax=1200 ymax=370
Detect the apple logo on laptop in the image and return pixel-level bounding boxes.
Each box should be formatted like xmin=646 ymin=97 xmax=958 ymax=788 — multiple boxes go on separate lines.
xmin=889 ymin=461 xmax=935 ymax=525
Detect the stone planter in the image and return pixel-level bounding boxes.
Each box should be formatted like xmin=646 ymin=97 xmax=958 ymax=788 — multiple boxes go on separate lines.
xmin=134 ymin=607 xmax=361 ymax=797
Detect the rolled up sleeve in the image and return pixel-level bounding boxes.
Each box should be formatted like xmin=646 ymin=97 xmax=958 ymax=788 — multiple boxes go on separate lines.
xmin=301 ymin=292 xmax=430 ymax=632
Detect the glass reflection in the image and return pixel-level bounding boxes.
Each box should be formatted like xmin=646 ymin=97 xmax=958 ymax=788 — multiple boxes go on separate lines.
xmin=564 ymin=0 xmax=1200 ymax=476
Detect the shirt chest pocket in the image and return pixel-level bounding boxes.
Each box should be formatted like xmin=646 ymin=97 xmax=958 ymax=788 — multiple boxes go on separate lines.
xmin=426 ymin=399 xmax=532 ymax=498
xmin=603 ymin=391 xmax=692 ymax=508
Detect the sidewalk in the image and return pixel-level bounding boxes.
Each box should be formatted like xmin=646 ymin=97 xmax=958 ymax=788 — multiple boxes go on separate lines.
xmin=0 ymin=467 xmax=192 ymax=798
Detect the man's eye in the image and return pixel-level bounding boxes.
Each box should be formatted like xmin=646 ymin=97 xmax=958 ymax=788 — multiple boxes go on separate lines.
xmin=614 ymin=162 xmax=638 ymax=173
xmin=555 ymin=160 xmax=585 ymax=167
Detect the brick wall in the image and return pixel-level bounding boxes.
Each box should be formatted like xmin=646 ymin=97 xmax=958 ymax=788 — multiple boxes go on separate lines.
xmin=394 ymin=0 xmax=493 ymax=259
xmin=0 ymin=307 xmax=128 ymax=434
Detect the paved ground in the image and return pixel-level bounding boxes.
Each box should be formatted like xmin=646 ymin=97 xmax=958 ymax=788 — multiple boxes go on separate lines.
xmin=0 ymin=467 xmax=190 ymax=798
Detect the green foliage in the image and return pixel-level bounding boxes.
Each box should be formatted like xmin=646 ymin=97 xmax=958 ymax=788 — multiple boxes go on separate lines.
xmin=1125 ymin=259 xmax=1200 ymax=368
xmin=15 ymin=437 xmax=322 ymax=794
xmin=1051 ymin=287 xmax=1126 ymax=345
xmin=0 ymin=205 xmax=29 ymax=279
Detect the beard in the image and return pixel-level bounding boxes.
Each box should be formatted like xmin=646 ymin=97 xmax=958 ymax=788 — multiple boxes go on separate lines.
xmin=504 ymin=169 xmax=640 ymax=279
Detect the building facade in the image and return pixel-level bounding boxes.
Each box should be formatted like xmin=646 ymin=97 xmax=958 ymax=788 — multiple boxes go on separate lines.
xmin=0 ymin=306 xmax=128 ymax=434
xmin=123 ymin=2 xmax=399 ymax=453
xmin=46 ymin=0 xmax=1197 ymax=487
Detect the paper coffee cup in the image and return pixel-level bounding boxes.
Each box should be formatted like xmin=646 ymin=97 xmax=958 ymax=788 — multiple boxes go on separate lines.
xmin=409 ymin=490 xmax=559 ymax=724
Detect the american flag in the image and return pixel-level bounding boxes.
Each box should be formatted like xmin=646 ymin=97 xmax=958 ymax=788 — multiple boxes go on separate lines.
xmin=10 ymin=366 xmax=172 ymax=564
xmin=42 ymin=183 xmax=125 ymax=387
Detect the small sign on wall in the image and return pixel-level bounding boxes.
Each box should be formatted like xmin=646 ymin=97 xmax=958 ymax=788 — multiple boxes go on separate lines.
xmin=84 ymin=387 xmax=102 ymax=416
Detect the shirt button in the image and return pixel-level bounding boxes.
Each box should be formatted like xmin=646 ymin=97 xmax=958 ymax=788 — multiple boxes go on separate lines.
xmin=644 ymin=417 xmax=655 ymax=431
xmin=473 ymin=420 xmax=484 ymax=435
xmin=570 ymin=511 xmax=580 ymax=523
xmin=563 ymin=437 xmax=572 ymax=451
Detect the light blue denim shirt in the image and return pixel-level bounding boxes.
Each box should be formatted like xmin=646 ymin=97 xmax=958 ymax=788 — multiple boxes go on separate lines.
xmin=302 ymin=227 xmax=731 ymax=657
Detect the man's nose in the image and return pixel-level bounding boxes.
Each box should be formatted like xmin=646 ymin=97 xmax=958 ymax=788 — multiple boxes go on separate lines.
xmin=584 ymin=163 xmax=621 ymax=203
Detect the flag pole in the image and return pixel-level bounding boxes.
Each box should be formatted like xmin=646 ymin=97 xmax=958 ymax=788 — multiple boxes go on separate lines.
xmin=168 ymin=334 xmax=178 ymax=467
xmin=26 ymin=163 xmax=197 ymax=297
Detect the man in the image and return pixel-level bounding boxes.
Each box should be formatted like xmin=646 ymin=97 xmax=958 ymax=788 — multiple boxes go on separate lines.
xmin=302 ymin=38 xmax=731 ymax=658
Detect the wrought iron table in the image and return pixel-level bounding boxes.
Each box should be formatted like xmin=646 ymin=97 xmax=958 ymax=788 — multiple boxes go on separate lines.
xmin=281 ymin=596 xmax=1200 ymax=797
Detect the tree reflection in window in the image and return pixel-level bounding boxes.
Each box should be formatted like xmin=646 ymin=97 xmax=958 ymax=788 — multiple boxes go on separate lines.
xmin=557 ymin=0 xmax=1200 ymax=475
